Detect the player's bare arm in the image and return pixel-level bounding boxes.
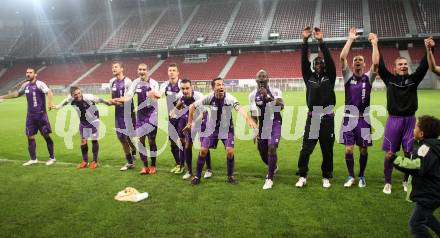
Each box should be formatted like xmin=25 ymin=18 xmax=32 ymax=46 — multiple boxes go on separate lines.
xmin=370 ymin=33 xmax=380 ymax=68
xmin=236 ymin=105 xmax=257 ymax=129
xmin=426 ymin=37 xmax=440 ymax=76
xmin=47 ymin=89 xmax=55 ymax=110
xmin=169 ymin=100 xmax=184 ymax=119
xmin=183 ymin=103 xmax=196 ymax=132
xmin=340 ymin=27 xmax=358 ymax=69
xmin=0 ymin=91 xmax=20 ymax=100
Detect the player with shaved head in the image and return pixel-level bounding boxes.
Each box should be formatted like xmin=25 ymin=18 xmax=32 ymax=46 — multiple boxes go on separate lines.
xmin=338 ymin=28 xmax=378 ymax=188
xmin=295 ymin=27 xmax=337 ymax=188
xmin=372 ymin=34 xmax=431 ymax=194
xmin=249 ymin=69 xmax=284 ymax=190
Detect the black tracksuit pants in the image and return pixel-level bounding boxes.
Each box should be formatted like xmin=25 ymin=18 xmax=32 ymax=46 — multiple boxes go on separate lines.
xmin=297 ymin=115 xmax=334 ymax=178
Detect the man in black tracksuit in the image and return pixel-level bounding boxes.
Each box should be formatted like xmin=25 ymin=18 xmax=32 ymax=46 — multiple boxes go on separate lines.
xmin=295 ymin=27 xmax=336 ymax=188
xmin=392 ymin=115 xmax=440 ymax=238
xmin=371 ymin=34 xmax=431 ymax=194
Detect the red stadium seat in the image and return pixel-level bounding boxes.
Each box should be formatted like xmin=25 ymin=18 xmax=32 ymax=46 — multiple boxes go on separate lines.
xmin=0 ymin=64 xmax=30 ymax=86
xmin=80 ymin=57 xmax=159 ymax=84
xmin=225 ymin=51 xmax=301 ymax=79
xmin=150 ymin=54 xmax=229 ymax=81
xmin=36 ymin=61 xmax=98 ymax=86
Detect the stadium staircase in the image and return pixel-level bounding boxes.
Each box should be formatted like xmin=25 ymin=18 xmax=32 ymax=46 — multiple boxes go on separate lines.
xmin=313 ymin=0 xmax=322 ymax=28
xmin=218 ymin=56 xmax=237 ymax=78
xmin=226 ymin=0 xmax=273 ymax=44
xmin=69 ymin=63 xmax=102 ymax=87
xmin=219 ymin=0 xmax=242 ymax=43
xmin=149 ymin=60 xmax=165 ymax=75
xmin=171 ymin=4 xmax=201 ymax=47
xmin=38 ymin=21 xmax=78 ymax=57
xmin=362 ymin=0 xmax=372 ymax=34
xmin=67 ymin=16 xmax=102 ymax=53
xmin=177 ymin=1 xmax=236 ymax=46
xmin=410 ymin=0 xmax=440 ymax=34
xmin=261 ymin=0 xmax=279 ymax=41
xmin=402 ymin=0 xmax=418 ymax=35
xmin=0 ymin=68 xmax=7 ymax=80
xmin=136 ymin=7 xmax=169 ymax=51
xmin=98 ymin=10 xmax=135 ymax=53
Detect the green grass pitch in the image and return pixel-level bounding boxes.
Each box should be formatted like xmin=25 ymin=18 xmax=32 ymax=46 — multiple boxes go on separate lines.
xmin=0 ymin=90 xmax=439 ymax=237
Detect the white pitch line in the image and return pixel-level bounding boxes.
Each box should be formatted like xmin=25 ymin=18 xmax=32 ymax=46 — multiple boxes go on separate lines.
xmin=0 ymin=157 xmax=387 ymax=182
xmin=0 ymin=157 xmax=278 ymax=178
xmin=0 ymin=158 xmax=113 ymax=168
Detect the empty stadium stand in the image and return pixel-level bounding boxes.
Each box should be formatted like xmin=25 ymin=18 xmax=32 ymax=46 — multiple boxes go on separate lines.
xmin=269 ymin=0 xmax=316 ymax=40
xmin=369 ymin=0 xmax=410 ymax=37
xmin=225 ymin=51 xmax=301 ymax=79
xmin=0 ymin=26 xmax=22 ymax=57
xmin=150 ymin=54 xmax=229 ymax=81
xmin=101 ymin=8 xmax=163 ymax=51
xmin=408 ymin=47 xmax=426 ymax=64
xmin=411 ymin=0 xmax=440 ymax=34
xmin=79 ymin=57 xmax=159 ymax=84
xmin=72 ymin=11 xmax=129 ymax=53
xmin=0 ymin=64 xmax=29 ymax=85
xmin=140 ymin=6 xmax=194 ymax=49
xmin=0 ymin=0 xmax=439 ymax=91
xmin=10 ymin=22 xmax=69 ymax=58
xmin=226 ymin=0 xmax=273 ymax=44
xmin=41 ymin=18 xmax=97 ymax=57
xmin=320 ymin=0 xmax=363 ymax=38
xmin=177 ymin=0 xmax=236 ymax=46
xmin=36 ymin=61 xmax=98 ymax=86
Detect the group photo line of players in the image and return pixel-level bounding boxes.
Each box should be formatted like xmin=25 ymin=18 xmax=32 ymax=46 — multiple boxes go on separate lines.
xmin=1 ymin=27 xmax=440 ymax=195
